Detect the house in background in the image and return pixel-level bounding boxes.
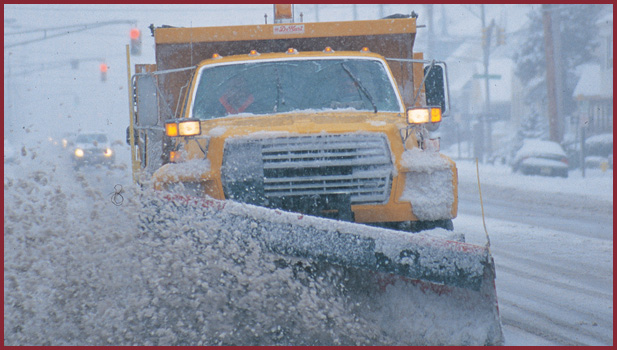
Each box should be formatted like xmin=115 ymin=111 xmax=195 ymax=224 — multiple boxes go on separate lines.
xmin=440 ymin=38 xmax=515 ymax=161
xmin=435 ymin=5 xmax=612 ymax=164
xmin=571 ymin=12 xmax=613 ymax=138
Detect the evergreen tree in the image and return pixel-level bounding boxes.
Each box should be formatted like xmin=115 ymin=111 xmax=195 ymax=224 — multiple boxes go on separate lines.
xmin=517 ymin=103 xmax=548 ymax=140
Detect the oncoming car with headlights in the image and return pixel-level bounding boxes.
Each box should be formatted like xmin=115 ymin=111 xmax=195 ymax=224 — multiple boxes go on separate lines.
xmin=72 ymin=133 xmax=115 ymax=169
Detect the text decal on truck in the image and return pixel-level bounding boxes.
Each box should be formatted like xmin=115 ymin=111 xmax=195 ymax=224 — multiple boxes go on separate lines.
xmin=273 ymin=24 xmax=305 ymax=35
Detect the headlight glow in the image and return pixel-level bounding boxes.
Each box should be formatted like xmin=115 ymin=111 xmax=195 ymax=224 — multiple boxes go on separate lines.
xmin=407 ymin=107 xmax=442 ymax=124
xmin=178 ymin=120 xmax=201 ymax=136
xmin=74 ymin=148 xmax=84 ymax=157
xmin=407 ymin=108 xmax=430 ymax=124
xmin=104 ymin=148 xmax=113 ymax=157
xmin=166 ymin=119 xmax=201 ymax=137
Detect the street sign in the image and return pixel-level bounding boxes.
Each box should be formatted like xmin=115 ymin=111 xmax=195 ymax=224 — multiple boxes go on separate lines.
xmin=473 ymin=74 xmax=501 ymax=80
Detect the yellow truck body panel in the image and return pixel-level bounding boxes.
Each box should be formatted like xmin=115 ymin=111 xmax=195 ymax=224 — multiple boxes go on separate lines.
xmin=135 ymin=16 xmax=457 ymax=228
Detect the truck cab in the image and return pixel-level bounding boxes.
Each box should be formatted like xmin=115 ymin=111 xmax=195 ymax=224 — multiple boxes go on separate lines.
xmin=129 ymin=15 xmax=457 ymax=231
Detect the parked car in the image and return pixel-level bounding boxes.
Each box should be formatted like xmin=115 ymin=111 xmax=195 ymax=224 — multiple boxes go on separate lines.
xmin=72 ymin=133 xmax=115 ymax=169
xmin=511 ymin=139 xmax=569 ymax=178
xmin=563 ymin=133 xmax=613 ymax=170
xmin=584 ymin=133 xmax=613 ymax=169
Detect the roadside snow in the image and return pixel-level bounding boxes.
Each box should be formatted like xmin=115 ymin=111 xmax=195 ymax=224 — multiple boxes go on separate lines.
xmin=455 ymin=159 xmax=612 ymax=203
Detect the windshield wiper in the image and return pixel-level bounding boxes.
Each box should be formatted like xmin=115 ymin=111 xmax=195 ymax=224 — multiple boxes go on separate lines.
xmin=341 ymin=63 xmax=377 ymax=113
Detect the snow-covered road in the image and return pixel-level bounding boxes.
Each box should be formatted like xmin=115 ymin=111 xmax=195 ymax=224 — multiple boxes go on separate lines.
xmin=454 ymin=160 xmax=613 ymax=346
xmin=4 ymin=146 xmax=613 ymax=346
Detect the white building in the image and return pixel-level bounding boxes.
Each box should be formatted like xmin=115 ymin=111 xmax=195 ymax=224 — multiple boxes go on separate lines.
xmin=571 ymin=11 xmax=613 ymax=137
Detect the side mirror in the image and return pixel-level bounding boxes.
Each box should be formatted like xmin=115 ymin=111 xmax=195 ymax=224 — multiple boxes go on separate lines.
xmin=135 ymin=74 xmax=159 ymax=127
xmin=423 ymin=63 xmax=450 ymax=116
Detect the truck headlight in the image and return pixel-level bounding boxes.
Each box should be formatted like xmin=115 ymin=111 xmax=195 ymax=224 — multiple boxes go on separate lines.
xmin=407 ymin=107 xmax=442 ymax=124
xmin=166 ymin=119 xmax=201 ymax=137
xmin=104 ymin=148 xmax=113 ymax=157
xmin=179 ymin=120 xmax=201 ymax=136
xmin=74 ymin=148 xmax=84 ymax=157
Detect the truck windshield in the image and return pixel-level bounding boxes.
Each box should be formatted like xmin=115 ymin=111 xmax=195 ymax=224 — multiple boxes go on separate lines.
xmin=191 ymin=58 xmax=402 ymax=119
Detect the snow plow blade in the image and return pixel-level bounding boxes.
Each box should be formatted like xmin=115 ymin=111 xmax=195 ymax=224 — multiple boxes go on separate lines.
xmin=146 ymin=194 xmax=504 ymax=345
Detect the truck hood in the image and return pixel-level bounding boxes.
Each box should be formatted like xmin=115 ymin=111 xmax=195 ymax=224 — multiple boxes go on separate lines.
xmin=198 ymin=111 xmax=407 ymax=138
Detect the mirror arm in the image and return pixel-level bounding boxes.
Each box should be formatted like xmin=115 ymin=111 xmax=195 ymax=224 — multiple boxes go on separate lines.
xmin=411 ymin=59 xmax=436 ymax=107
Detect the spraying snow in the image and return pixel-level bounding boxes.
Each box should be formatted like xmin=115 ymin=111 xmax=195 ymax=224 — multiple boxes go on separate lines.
xmin=4 ymin=144 xmax=501 ymax=346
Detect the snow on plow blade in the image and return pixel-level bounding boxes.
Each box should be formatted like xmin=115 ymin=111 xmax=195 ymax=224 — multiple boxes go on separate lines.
xmin=151 ymin=194 xmax=505 ymax=345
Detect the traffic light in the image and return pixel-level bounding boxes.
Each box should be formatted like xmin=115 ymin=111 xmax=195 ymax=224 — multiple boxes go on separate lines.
xmin=130 ymin=28 xmax=142 ymax=56
xmin=497 ymin=26 xmax=505 ymax=45
xmin=100 ymin=63 xmax=108 ymax=82
xmin=481 ymin=27 xmax=488 ymax=48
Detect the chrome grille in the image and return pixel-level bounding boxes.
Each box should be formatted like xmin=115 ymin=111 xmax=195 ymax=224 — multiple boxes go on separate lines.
xmin=255 ymin=133 xmax=393 ymax=204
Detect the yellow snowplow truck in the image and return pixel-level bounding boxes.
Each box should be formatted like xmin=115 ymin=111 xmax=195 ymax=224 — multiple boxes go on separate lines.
xmin=127 ymin=6 xmax=503 ymax=345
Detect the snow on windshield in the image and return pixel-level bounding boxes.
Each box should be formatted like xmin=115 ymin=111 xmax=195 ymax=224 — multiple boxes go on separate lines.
xmin=191 ymin=57 xmax=402 ymax=119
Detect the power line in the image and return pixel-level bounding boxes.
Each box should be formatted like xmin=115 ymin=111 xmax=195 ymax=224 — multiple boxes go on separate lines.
xmin=4 ymin=20 xmax=136 ymax=48
xmin=5 ymin=21 xmax=135 ymax=36
xmin=3 ymin=5 xmax=270 ymax=13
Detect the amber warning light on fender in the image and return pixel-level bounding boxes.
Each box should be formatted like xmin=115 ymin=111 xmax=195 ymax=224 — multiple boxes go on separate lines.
xmin=165 ymin=119 xmax=201 ymax=137
xmin=407 ymin=107 xmax=442 ymax=125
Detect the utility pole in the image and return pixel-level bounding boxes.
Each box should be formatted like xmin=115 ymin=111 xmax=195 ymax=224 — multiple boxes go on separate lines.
xmin=551 ymin=6 xmax=565 ymax=141
xmin=542 ymin=4 xmax=560 ymax=143
xmin=481 ymin=5 xmax=492 ymax=162
xmin=5 ymin=53 xmax=13 ymax=139
xmin=440 ymin=4 xmax=448 ymax=37
xmin=426 ymin=4 xmax=434 ymax=59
